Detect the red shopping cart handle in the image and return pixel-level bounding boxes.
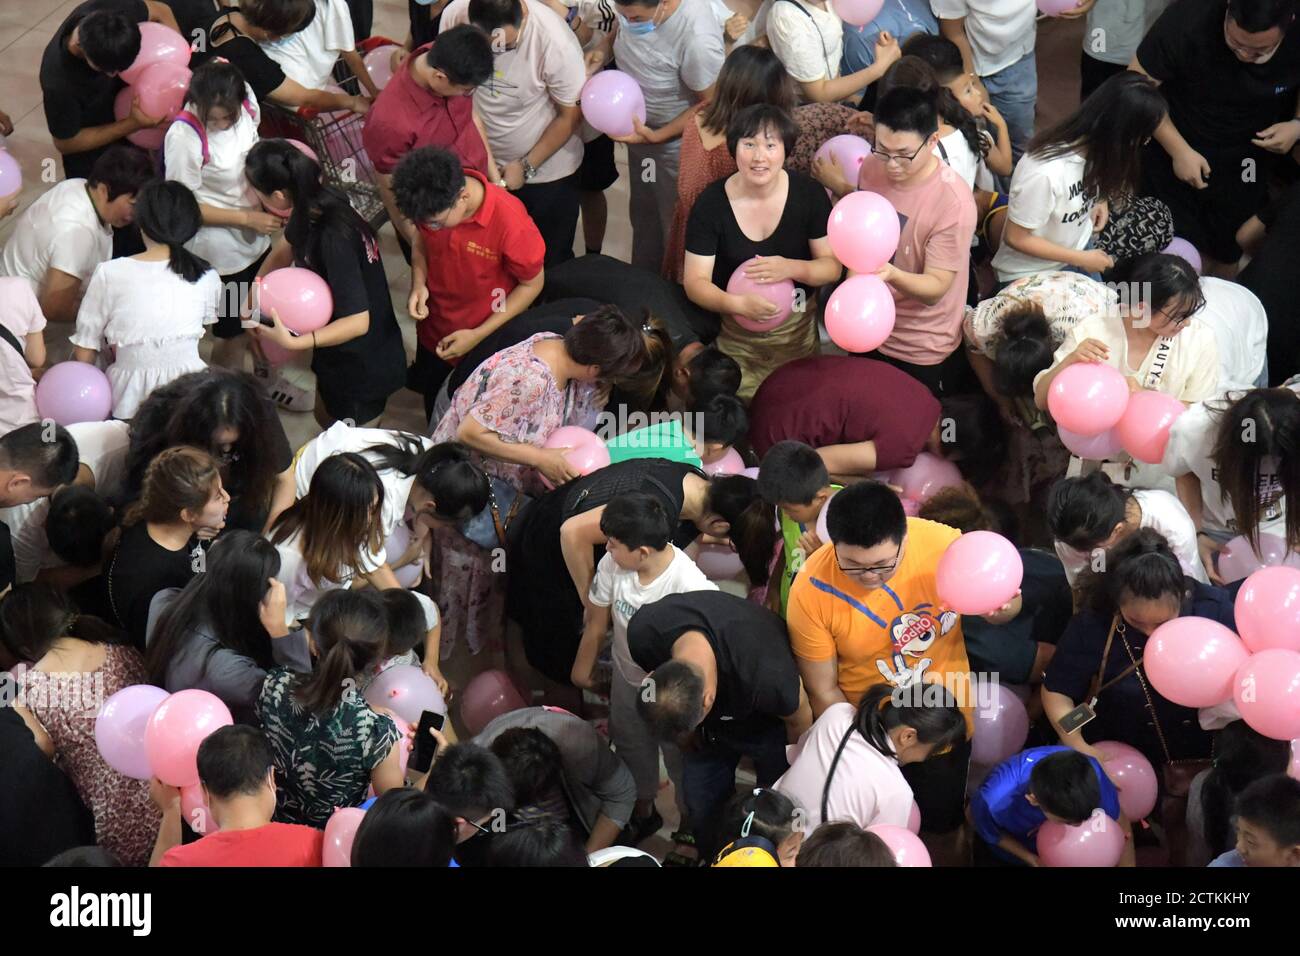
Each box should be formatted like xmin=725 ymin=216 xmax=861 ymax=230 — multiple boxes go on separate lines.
xmin=357 ymin=35 xmax=401 ymax=53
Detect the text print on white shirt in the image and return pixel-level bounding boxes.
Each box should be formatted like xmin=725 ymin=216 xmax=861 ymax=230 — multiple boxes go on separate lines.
xmin=49 ymin=887 xmax=151 ymax=937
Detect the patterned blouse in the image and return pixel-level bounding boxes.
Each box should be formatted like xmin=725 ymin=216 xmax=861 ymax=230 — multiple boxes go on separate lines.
xmin=257 ymin=667 xmax=400 ymax=829
xmin=962 ymin=271 xmax=1118 ymax=359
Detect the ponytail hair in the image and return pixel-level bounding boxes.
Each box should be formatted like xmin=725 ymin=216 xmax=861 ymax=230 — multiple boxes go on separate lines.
xmin=0 ymin=584 xmax=124 ymax=663
xmin=244 ymin=138 xmax=371 ymax=271
xmin=123 ymin=446 xmax=222 ymax=529
xmin=853 ymin=684 xmax=966 ymax=759
xmin=613 ymin=313 xmax=675 ymax=412
xmin=992 ymin=301 xmax=1054 ymax=397
xmin=292 ymin=589 xmax=387 ymax=717
xmin=704 ymin=474 xmax=777 ymax=586
xmin=363 ymin=437 xmax=490 ymax=522
xmin=133 ymin=180 xmax=212 ymax=283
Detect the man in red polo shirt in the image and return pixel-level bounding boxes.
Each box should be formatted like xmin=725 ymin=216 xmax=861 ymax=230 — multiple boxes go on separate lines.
xmin=362 ymin=24 xmax=498 ymax=248
xmin=393 ymin=146 xmax=546 ymax=419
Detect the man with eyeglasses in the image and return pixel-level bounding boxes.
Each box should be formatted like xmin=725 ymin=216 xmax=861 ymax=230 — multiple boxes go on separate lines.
xmin=422 ymin=741 xmax=518 ymax=865
xmin=814 ymin=86 xmax=977 ymax=399
xmin=1131 ymin=0 xmax=1300 ymax=277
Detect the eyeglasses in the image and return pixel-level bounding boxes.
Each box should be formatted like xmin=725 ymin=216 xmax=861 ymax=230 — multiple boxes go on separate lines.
xmin=872 ymin=141 xmax=929 ymax=167
xmin=835 ymin=542 xmax=903 ymax=579
xmin=1223 ymin=15 xmax=1285 ymax=61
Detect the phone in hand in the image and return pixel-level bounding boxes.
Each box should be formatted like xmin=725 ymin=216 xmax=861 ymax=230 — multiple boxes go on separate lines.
xmin=1058 ymin=702 xmax=1097 ymax=735
xmin=410 ymin=709 xmax=447 ymax=774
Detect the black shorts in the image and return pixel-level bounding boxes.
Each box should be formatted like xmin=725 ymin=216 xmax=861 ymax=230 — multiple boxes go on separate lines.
xmin=900 ymin=736 xmax=972 ymax=834
xmin=214 ymin=248 xmax=271 ymax=339
xmin=579 ymin=134 xmax=618 ymax=192
xmin=316 ymin=386 xmax=388 ymax=427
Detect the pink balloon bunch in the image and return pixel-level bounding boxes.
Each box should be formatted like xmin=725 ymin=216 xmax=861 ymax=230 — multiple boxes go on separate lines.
xmin=889 ymin=452 xmax=961 ymax=503
xmin=36 ymin=362 xmax=113 ymax=425
xmin=258 ymin=267 xmax=334 ymax=333
xmin=866 ymin=824 xmax=931 ymax=866
xmin=827 ymin=191 xmax=900 ymax=272
xmin=1046 ymin=362 xmax=1128 ymax=437
xmin=1217 ymin=534 xmax=1300 ymax=584
xmin=143 ymin=690 xmax=234 ymax=787
xmin=970 ymin=680 xmax=1030 ymax=766
xmin=726 ymin=258 xmax=795 ymax=332
xmin=1093 ymin=741 xmax=1158 ymax=820
xmin=115 ymin=61 xmax=193 ymax=150
xmin=539 ymin=426 xmax=610 ymax=489
xmin=363 ymin=44 xmax=400 ymax=90
xmin=459 ymin=670 xmax=528 ymax=736
xmin=1144 ymin=616 xmax=1249 ymax=707
xmin=580 ymin=70 xmax=647 ymax=138
xmin=833 ymin=0 xmax=885 ymax=25
xmin=1116 ymin=391 xmax=1186 ymax=464
xmin=362 ymin=664 xmax=447 ymax=727
xmin=121 ymin=22 xmax=191 ymax=84
xmin=1162 ymin=237 xmax=1203 ymax=275
xmin=703 ymin=446 xmax=746 ymax=476
xmin=694 ymin=543 xmax=744 ymax=581
xmin=1037 ymin=815 xmax=1126 ymax=867
xmin=1235 ymin=566 xmax=1300 ymax=653
xmin=323 ymin=807 xmax=367 ymax=867
xmin=937 ymin=531 xmax=1023 ymax=615
xmin=94 ymin=684 xmax=170 ymax=780
xmin=824 ymin=275 xmax=896 ymax=353
xmin=0 ymin=149 xmax=22 ymax=198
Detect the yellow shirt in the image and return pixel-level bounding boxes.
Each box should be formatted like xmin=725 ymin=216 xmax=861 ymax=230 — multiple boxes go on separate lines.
xmin=787 ymin=518 xmax=973 ymax=735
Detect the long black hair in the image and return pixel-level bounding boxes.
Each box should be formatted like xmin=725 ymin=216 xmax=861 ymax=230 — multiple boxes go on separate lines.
xmin=133 ymin=180 xmax=212 ymax=284
xmin=1199 ymin=720 xmax=1291 ymax=858
xmin=292 ymin=589 xmax=388 ymax=716
xmin=0 ymin=585 xmax=124 ymax=663
xmin=703 ymin=474 xmax=777 ymax=587
xmin=363 ymin=436 xmax=491 ymax=522
xmin=1210 ymin=388 xmax=1300 ymax=553
xmin=145 ymin=530 xmax=282 ymax=683
xmin=244 ymin=138 xmax=373 ymax=273
xmin=1078 ymin=527 xmax=1189 ymax=621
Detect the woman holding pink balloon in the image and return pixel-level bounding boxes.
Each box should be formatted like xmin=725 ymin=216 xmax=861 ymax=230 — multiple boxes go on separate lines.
xmin=4 ymin=584 xmax=159 ymax=866
xmin=683 ymin=105 xmax=841 ymax=400
xmin=765 ymin=0 xmax=900 ymax=105
xmin=70 ymin=181 xmax=222 ymax=420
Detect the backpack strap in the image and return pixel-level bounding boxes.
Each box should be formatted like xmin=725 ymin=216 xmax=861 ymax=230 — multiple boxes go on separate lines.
xmin=172 ymin=110 xmax=210 ymax=166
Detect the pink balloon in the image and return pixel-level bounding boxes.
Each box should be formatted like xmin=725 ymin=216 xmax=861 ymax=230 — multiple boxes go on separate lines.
xmin=136 ymin=61 xmax=192 ymax=122
xmin=460 ymin=670 xmax=528 ymax=736
xmin=815 ymin=489 xmax=840 ymax=543
xmin=1217 ymin=534 xmax=1292 ymax=585
xmin=0 ymin=149 xmax=22 ymax=197
xmin=384 ymin=523 xmax=424 ymax=589
xmin=121 ymin=22 xmax=191 ymax=84
xmin=1145 ymin=616 xmax=1249 ymax=708
xmin=1233 ymin=649 xmax=1300 ymax=740
xmin=725 ymin=258 xmax=795 ymax=332
xmin=833 ymin=0 xmax=885 ymax=25
xmin=363 ymin=45 xmax=400 ymax=90
xmin=740 ymin=466 xmax=760 ymax=479
xmin=36 ymin=361 xmax=113 ymax=425
xmin=286 ymin=138 xmax=319 ymax=162
xmin=181 ymin=783 xmax=219 ymax=835
xmin=813 ymin=135 xmax=871 ymax=192
xmin=906 ymin=800 xmax=921 ymax=834
xmin=703 ymin=447 xmax=745 ymax=476
xmin=827 ymin=191 xmax=901 ymax=272
xmin=937 ymin=531 xmax=1023 ymax=615
xmin=970 ymin=680 xmax=1030 ymax=766
xmin=1036 ymin=0 xmax=1081 ymax=15
xmin=258 ymin=267 xmax=333 ymax=334
xmin=94 ymin=684 xmax=169 ymax=780
xmin=890 ymin=452 xmax=961 ymax=504
xmin=866 ymin=824 xmax=931 ymax=866
xmin=1162 ymin=237 xmax=1202 ymax=275
xmin=694 ymin=543 xmax=744 ymax=581
xmin=1047 ymin=363 xmax=1129 ymax=436
xmin=540 ymin=426 xmax=610 ymax=489
xmin=902 ymin=497 xmax=920 ymax=516
xmin=824 ymin=275 xmax=896 ymax=353
xmin=1058 ymin=425 xmax=1124 ymax=460
xmin=1093 ymin=740 xmax=1158 ymax=820
xmin=362 ymin=664 xmax=446 ymax=727
xmin=1235 ymin=566 xmax=1300 ymax=653
xmin=580 ymin=70 xmax=647 ymax=138
xmin=114 ymin=86 xmax=165 ymax=150
xmin=1037 ymin=815 xmax=1126 ymax=867
xmin=1116 ymin=390 xmax=1186 ymax=464
xmin=323 ymin=807 xmax=367 ymax=867
xmin=143 ymin=689 xmax=233 ymax=787
xmin=257 ymin=337 xmax=295 ymax=367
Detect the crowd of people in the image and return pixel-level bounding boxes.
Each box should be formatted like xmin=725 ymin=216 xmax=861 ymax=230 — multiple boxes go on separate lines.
xmin=0 ymin=0 xmax=1298 ymax=869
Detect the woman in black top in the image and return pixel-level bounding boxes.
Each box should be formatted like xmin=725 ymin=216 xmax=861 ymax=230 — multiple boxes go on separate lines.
xmin=505 ymin=458 xmax=775 ymax=685
xmin=1042 ymin=528 xmax=1229 ymax=775
xmin=682 ymin=104 xmax=841 ymax=400
xmin=245 ymin=139 xmax=407 ymax=428
xmin=101 ymin=446 xmax=230 ymax=649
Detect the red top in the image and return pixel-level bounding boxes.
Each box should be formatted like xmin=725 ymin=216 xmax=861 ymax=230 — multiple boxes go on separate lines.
xmin=415 ymin=168 xmax=546 ymax=356
xmin=158 ymin=823 xmax=324 ymax=867
xmin=361 ymin=43 xmax=488 ymax=175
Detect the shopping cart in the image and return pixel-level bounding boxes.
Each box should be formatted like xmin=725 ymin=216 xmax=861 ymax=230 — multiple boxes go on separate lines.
xmin=257 ymin=36 xmax=401 ymax=235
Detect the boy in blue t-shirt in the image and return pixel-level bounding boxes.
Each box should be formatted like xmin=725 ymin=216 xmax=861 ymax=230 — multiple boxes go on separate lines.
xmin=1209 ymin=774 xmax=1300 ymax=868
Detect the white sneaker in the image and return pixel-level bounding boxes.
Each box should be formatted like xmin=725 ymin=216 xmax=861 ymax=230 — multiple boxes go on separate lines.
xmin=264 ymin=375 xmax=315 ymax=413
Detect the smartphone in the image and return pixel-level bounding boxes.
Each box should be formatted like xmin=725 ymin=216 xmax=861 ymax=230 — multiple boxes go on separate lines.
xmin=1058 ymin=702 xmax=1097 ymax=735
xmin=410 ymin=709 xmax=447 ymax=774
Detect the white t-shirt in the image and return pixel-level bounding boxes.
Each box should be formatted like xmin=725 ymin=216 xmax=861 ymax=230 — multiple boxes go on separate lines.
xmin=774 ymin=702 xmax=915 ymax=831
xmin=992 ymin=150 xmax=1096 ymax=281
xmin=273 ymin=529 xmax=356 ymax=626
xmin=294 ymin=422 xmax=433 ymax=570
xmin=929 ymin=0 xmax=1037 ymax=76
xmin=588 ymin=545 xmax=717 ymax=684
xmin=765 ymin=0 xmax=844 ymax=84
xmin=163 ymin=86 xmax=271 ymax=275
xmin=441 ymin=0 xmax=587 ymax=183
xmin=1054 ymin=488 xmax=1209 ymax=586
xmin=611 ymin=0 xmax=725 ymax=127
xmin=0 ymin=178 xmax=112 ymax=292
xmin=937 ymin=127 xmax=981 ymax=190
xmin=261 ymin=0 xmax=356 ymax=90
xmin=1193 ymin=278 xmax=1268 ymax=392
xmin=0 ymin=277 xmax=46 ymax=436
xmin=2 ymin=420 xmax=131 ymax=583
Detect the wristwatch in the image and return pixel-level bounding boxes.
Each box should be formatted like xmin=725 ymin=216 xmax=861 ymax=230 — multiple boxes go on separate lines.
xmin=522 ymin=157 xmax=538 ymax=182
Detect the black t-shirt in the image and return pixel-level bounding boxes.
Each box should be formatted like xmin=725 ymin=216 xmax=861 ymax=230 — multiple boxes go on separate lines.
xmin=40 ymin=0 xmax=149 ymax=179
xmin=684 ymin=172 xmax=833 ymax=293
xmin=962 ymin=548 xmax=1071 ymax=685
xmin=167 ymin=0 xmax=286 ymax=101
xmin=102 ymin=523 xmax=202 ymax=650
xmin=1239 ymin=178 xmax=1300 ymax=382
xmin=1136 ymin=0 xmax=1300 ymax=147
xmin=303 ymin=224 xmax=407 ymax=404
xmin=0 ymin=521 xmax=14 ymax=594
xmin=627 ymin=591 xmax=802 ymax=726
xmin=561 ymin=457 xmax=702 ymax=549
xmin=0 ymin=702 xmax=96 ymax=865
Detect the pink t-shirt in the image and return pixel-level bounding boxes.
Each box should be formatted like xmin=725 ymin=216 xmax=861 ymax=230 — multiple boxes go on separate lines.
xmin=857 ymin=155 xmax=977 ymax=366
xmin=0 ymin=277 xmax=46 ymax=434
